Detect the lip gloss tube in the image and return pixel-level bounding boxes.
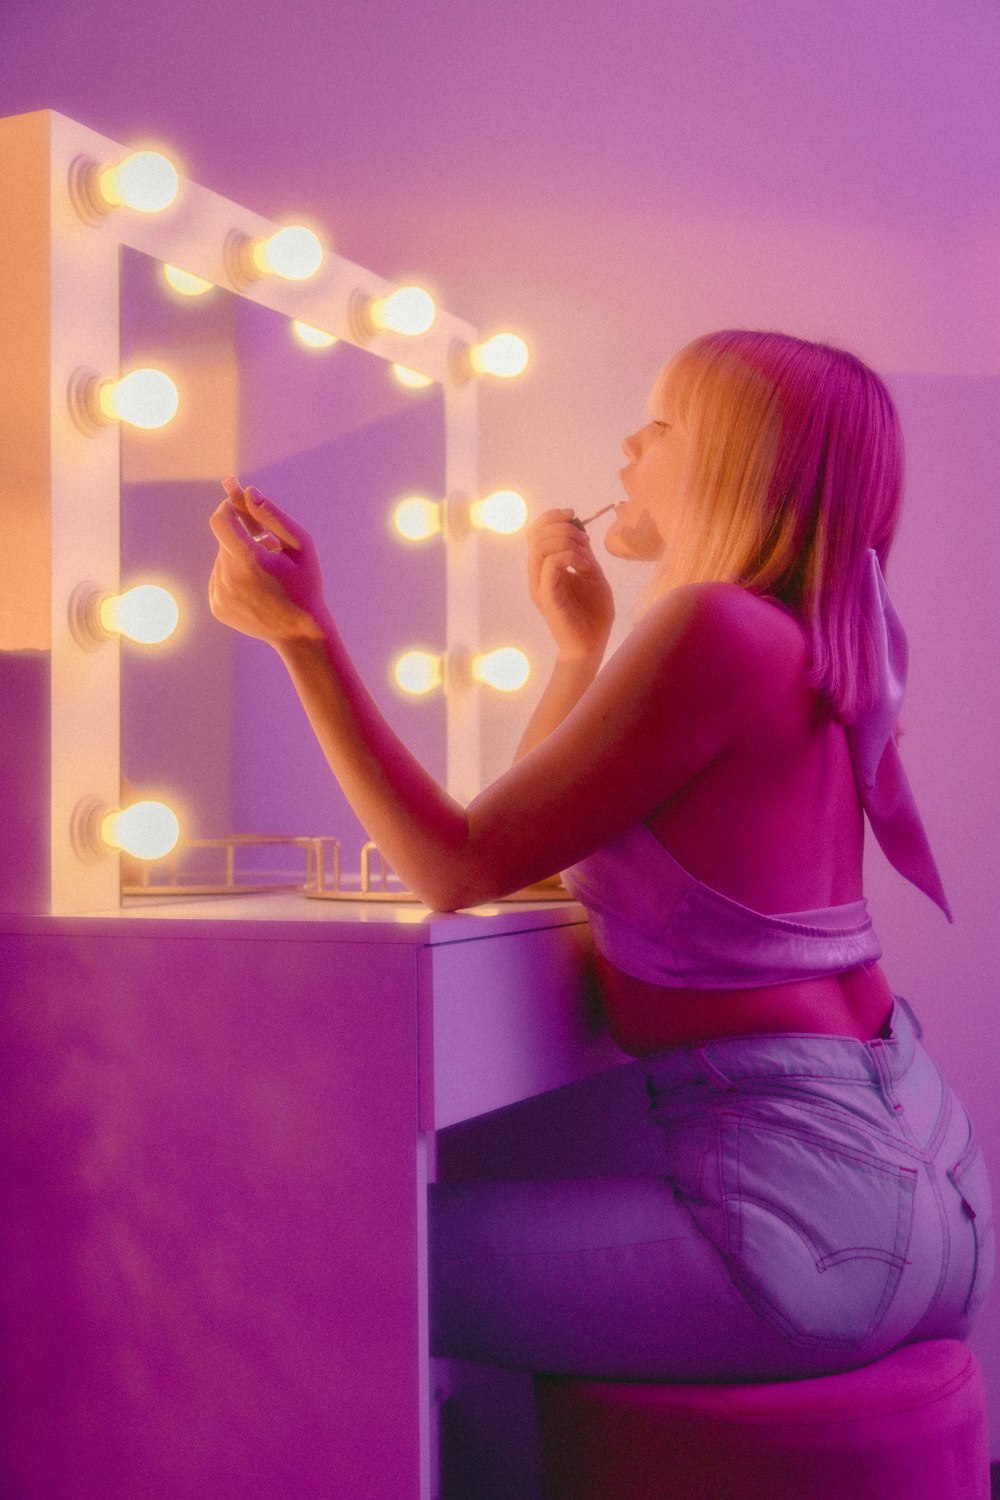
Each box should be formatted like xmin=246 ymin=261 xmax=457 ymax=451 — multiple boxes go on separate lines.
xmin=570 ymin=503 xmax=616 ymax=531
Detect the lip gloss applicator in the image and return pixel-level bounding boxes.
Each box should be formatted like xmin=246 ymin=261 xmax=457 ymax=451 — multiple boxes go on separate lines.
xmin=571 ymin=503 xmax=616 ymax=531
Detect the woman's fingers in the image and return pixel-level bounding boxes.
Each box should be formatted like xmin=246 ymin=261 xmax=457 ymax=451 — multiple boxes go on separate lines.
xmin=244 ymin=486 xmax=303 ymax=552
xmin=527 ymin=519 xmax=595 ymax=591
xmin=219 ymin=477 xmax=303 ymax=552
xmin=209 ymin=498 xmax=259 ymax=558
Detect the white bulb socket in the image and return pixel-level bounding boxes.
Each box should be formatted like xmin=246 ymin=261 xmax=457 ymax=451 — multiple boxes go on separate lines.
xmin=369 ymin=286 xmax=436 ymax=336
xmin=69 ymin=582 xmax=180 ymax=649
xmin=226 ymin=225 xmax=325 ymax=288
xmin=472 ymin=647 xmax=531 ymax=692
xmin=469 ymin=490 xmax=528 ymax=535
xmin=394 ymin=650 xmax=445 ymax=696
xmin=69 ymin=368 xmax=179 ymax=433
xmin=351 ymin=285 xmax=436 ymax=343
xmin=452 ymin=333 xmax=530 ymax=383
xmin=71 ymin=796 xmax=181 ymax=863
xmin=70 ymin=151 xmax=180 ymax=222
xmin=393 ymin=497 xmax=443 ymax=543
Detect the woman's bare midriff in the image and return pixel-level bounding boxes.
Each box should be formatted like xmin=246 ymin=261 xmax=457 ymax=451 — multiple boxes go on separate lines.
xmin=594 ymin=590 xmax=897 ymax=1056
xmin=594 ymin=951 xmax=896 ymax=1056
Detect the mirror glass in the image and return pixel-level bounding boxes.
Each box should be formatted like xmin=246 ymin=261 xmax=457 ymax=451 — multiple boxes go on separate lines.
xmin=118 ymin=248 xmax=446 ymax=892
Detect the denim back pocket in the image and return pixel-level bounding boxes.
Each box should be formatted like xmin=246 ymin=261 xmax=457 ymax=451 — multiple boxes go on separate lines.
xmin=692 ymin=1111 xmax=918 ymax=1351
xmin=948 ymin=1133 xmax=996 ymax=1317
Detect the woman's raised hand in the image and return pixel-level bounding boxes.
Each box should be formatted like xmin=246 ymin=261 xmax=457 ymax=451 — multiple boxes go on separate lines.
xmin=208 ymin=477 xmax=334 ymax=648
xmin=526 ymin=508 xmax=615 ymax=661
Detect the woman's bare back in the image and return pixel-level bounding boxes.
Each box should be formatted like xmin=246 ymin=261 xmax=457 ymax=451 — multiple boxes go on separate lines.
xmin=598 ymin=591 xmax=895 ymax=1054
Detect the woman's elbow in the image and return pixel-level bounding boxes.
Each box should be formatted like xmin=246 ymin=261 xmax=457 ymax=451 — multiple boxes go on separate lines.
xmin=416 ymin=868 xmax=488 ymax=913
xmin=420 ymin=884 xmax=481 ymax=914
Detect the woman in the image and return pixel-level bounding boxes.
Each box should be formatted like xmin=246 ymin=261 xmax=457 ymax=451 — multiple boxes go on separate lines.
xmin=209 ymin=329 xmax=994 ymax=1381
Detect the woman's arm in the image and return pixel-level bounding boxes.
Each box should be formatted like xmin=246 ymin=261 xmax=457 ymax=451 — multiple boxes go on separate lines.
xmin=513 ymin=653 xmax=604 ymax=762
xmin=209 ymin=482 xmax=752 ymax=911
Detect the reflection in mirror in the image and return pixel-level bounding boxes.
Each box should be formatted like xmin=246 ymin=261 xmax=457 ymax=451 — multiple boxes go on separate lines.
xmin=119 ymin=248 xmax=446 ymax=894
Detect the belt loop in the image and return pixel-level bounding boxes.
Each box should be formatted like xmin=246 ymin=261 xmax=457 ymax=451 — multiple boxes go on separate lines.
xmin=693 ymin=1046 xmax=736 ymax=1090
xmin=869 ymin=1038 xmax=904 ymax=1113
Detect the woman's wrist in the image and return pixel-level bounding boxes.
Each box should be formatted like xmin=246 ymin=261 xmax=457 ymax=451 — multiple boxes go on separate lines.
xmin=271 ymin=608 xmax=339 ymax=659
xmin=554 ymin=644 xmax=606 ymax=674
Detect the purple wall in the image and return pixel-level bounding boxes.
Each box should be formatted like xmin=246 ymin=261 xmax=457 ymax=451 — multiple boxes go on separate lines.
xmin=2 ymin=0 xmax=998 ymax=1477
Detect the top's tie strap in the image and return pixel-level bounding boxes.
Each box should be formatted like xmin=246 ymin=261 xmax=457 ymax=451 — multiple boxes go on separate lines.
xmin=847 ymin=548 xmax=953 ymax=922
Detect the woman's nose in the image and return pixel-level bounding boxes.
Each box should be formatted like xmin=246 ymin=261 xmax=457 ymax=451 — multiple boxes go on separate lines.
xmin=621 ymin=430 xmax=640 ymax=461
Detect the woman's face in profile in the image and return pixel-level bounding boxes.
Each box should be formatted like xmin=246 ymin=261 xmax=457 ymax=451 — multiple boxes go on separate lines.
xmin=603 ymin=368 xmax=691 ymax=563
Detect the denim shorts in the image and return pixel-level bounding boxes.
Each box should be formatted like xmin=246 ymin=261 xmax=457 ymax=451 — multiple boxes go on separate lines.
xmin=430 ymin=995 xmax=995 ymax=1381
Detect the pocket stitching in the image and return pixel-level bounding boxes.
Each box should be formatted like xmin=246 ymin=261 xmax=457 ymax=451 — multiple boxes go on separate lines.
xmin=723 ymin=1114 xmax=916 ymax=1346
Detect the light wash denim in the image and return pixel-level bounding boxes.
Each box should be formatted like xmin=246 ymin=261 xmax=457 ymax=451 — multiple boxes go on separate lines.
xmin=430 ymin=995 xmax=994 ymax=1381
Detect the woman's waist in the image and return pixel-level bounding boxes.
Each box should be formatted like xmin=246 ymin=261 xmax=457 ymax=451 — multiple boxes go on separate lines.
xmin=595 ymin=951 xmax=895 ymax=1056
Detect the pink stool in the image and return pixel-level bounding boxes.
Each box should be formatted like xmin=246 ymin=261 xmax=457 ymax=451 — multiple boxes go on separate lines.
xmin=534 ymin=1340 xmax=991 ymax=1499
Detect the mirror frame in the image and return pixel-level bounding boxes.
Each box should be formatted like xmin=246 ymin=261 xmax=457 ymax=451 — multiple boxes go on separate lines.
xmin=1 ymin=108 xmax=487 ymax=914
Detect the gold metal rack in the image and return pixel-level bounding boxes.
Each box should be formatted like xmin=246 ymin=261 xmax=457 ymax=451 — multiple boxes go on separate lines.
xmin=123 ymin=833 xmax=414 ymax=899
xmin=123 ymin=833 xmax=571 ymax=902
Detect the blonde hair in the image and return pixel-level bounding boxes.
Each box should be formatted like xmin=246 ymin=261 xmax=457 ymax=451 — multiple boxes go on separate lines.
xmin=641 ymin=330 xmax=904 ymax=724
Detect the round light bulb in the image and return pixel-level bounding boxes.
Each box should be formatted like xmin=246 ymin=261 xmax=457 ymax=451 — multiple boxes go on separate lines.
xmin=99 ymin=586 xmax=179 ymax=645
xmin=293 ymin=321 xmax=338 ymax=349
xmin=472 ymin=647 xmax=531 ymax=693
xmin=97 ymin=369 xmax=179 ymax=430
xmin=163 ymin=265 xmax=213 ymax=297
xmin=101 ymin=801 xmax=180 ymax=860
xmin=99 ymin=151 xmax=179 ymax=213
xmin=392 ymin=364 xmax=433 ymax=390
xmin=393 ymin=497 xmax=442 ymax=543
xmin=469 ymin=333 xmax=530 ymax=379
xmin=470 ymin=489 xmax=528 ymax=535
xmin=394 ymin=650 xmax=443 ymax=695
xmin=371 ymin=286 xmax=436 ymax=337
xmin=252 ymin=226 xmax=324 ymax=281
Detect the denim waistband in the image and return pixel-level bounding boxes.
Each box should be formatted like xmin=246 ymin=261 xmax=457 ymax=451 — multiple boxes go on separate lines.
xmin=645 ymin=993 xmax=922 ymax=1100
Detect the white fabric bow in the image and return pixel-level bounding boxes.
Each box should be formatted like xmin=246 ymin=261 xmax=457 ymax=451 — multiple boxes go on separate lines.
xmin=847 ymin=549 xmax=952 ymax=921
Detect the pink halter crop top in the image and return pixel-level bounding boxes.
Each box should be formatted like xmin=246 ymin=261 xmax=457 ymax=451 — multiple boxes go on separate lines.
xmin=560 ymin=552 xmax=952 ymax=990
xmin=560 ymin=826 xmax=882 ymax=988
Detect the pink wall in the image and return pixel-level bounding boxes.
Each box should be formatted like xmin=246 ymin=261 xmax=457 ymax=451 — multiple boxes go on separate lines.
xmin=2 ymin=0 xmax=998 ymax=1468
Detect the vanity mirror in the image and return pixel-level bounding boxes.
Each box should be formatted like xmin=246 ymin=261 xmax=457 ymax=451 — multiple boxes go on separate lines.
xmin=0 ymin=108 xmax=528 ymax=914
xmin=118 ymin=248 xmax=446 ymax=894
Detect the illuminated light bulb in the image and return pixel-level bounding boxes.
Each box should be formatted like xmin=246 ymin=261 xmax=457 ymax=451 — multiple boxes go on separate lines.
xmin=98 ymin=151 xmax=179 ymax=213
xmin=393 ymin=496 xmax=442 ymax=543
xmin=293 ymin=321 xmax=338 ymax=349
xmin=252 ymin=226 xmax=324 ymax=280
xmin=99 ymin=586 xmax=179 ymax=645
xmin=469 ymin=333 xmax=530 ymax=379
xmin=101 ymin=801 xmax=181 ymax=860
xmin=394 ymin=650 xmax=444 ymax=695
xmin=392 ymin=364 xmax=433 ymax=390
xmin=369 ymin=286 xmax=436 ymax=337
xmin=95 ymin=368 xmax=179 ymax=430
xmin=469 ymin=489 xmax=528 ymax=535
xmin=163 ymin=265 xmax=213 ymax=297
xmin=472 ymin=647 xmax=531 ymax=692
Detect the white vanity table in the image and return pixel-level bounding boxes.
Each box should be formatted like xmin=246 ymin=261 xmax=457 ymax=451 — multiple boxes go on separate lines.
xmin=0 ymin=895 xmax=625 ymax=1499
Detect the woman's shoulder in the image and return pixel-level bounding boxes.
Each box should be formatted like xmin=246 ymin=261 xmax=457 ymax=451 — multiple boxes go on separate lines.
xmin=642 ymin=581 xmax=809 ymax=686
